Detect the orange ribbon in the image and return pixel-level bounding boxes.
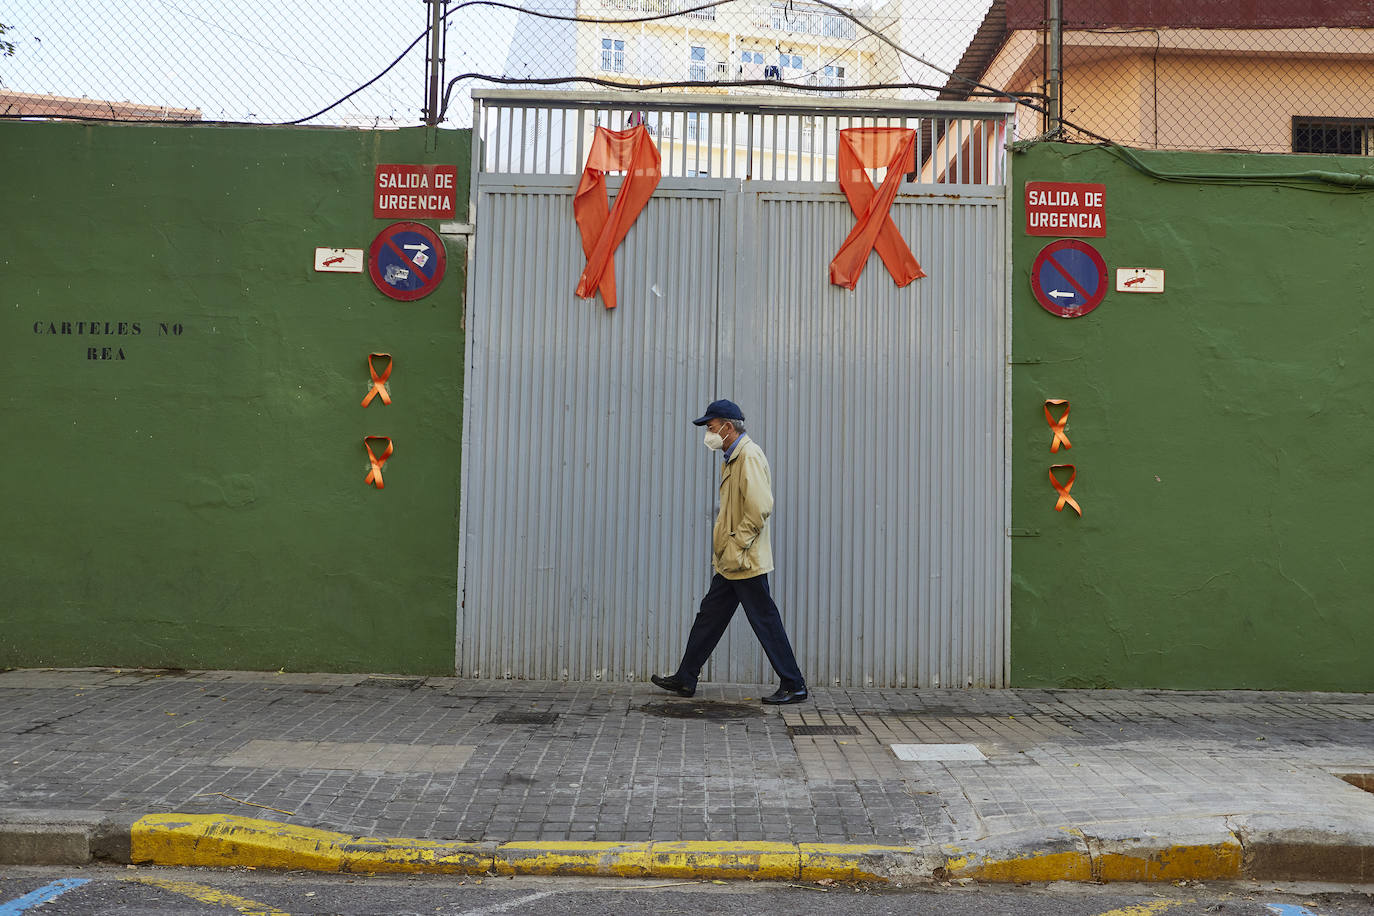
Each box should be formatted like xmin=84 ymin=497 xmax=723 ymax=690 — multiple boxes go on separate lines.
xmin=1049 ymin=464 xmax=1081 ymax=516
xmin=830 ymin=127 xmax=926 ymax=290
xmin=362 ymin=353 xmax=392 ymax=407
xmin=574 ymin=124 xmax=662 ymax=310
xmin=1044 ymin=398 xmax=1071 ymax=452
xmin=364 ymin=436 xmax=393 ymax=490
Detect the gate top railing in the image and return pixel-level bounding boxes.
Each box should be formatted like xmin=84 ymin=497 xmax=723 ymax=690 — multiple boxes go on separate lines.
xmin=473 ymin=90 xmax=1017 ymax=186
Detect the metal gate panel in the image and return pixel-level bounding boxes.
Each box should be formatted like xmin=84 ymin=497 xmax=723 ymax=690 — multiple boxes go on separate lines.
xmin=712 ymin=188 xmax=1007 ymax=688
xmin=462 ymin=91 xmax=1014 ymax=688
xmin=462 ymin=182 xmax=721 ymax=680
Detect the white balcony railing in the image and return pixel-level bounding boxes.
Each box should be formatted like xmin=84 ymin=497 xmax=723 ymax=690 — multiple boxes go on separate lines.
xmin=600 ymin=0 xmax=714 ymax=18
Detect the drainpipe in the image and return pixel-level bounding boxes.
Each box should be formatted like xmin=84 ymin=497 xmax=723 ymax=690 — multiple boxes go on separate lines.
xmin=424 ymin=0 xmax=448 ymax=126
xmin=1046 ymin=0 xmax=1062 ymax=135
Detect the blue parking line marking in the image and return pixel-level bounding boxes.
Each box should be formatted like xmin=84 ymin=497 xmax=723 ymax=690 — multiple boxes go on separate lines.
xmin=0 ymin=878 xmax=91 ymax=914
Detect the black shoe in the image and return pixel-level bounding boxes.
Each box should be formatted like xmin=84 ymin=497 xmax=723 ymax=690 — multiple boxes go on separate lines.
xmin=651 ymin=674 xmax=695 ymax=697
xmin=762 ymin=686 xmax=808 ymax=705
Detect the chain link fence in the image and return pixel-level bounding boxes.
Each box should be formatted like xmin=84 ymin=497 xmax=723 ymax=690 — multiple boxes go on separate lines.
xmin=3 ymin=0 xmax=1370 ymax=155
xmin=937 ymin=2 xmax=1374 ymax=156
xmin=1052 ymin=27 xmax=1374 ymax=154
xmin=1 ymin=0 xmax=430 ymax=125
xmin=0 ymin=0 xmax=998 ymax=129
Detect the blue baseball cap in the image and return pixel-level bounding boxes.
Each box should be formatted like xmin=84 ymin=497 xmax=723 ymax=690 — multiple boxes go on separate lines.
xmin=692 ymin=398 xmax=745 ymax=426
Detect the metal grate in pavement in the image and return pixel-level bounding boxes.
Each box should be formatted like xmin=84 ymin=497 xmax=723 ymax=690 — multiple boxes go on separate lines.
xmin=359 ymin=676 xmax=425 ymax=689
xmin=490 ymin=711 xmax=560 ymax=725
xmin=789 ymin=725 xmax=860 ymax=736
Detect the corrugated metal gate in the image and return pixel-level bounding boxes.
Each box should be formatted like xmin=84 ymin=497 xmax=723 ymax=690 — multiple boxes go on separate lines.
xmin=460 ymin=91 xmax=1014 ymax=687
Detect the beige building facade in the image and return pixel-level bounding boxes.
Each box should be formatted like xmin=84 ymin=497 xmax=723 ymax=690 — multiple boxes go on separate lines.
xmin=943 ymin=0 xmax=1374 ymax=154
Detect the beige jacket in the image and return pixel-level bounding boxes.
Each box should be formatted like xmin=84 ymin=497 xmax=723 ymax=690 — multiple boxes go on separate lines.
xmin=712 ymin=434 xmax=774 ymax=580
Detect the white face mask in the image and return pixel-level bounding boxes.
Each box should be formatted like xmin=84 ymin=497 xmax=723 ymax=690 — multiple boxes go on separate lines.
xmin=703 ymin=430 xmax=725 ymax=451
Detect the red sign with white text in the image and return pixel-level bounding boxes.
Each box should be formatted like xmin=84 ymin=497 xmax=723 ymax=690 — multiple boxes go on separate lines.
xmin=374 ymin=164 xmax=458 ymax=219
xmin=1025 ymin=181 xmax=1105 ymax=237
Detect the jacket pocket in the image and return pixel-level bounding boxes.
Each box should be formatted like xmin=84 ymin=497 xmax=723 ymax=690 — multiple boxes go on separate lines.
xmin=716 ymin=533 xmax=754 ymax=574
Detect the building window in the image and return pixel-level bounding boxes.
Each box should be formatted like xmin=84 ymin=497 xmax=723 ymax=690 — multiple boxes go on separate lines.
xmin=1292 ymin=118 xmax=1374 ymax=155
xmin=778 ymin=53 xmax=802 ymax=74
xmin=689 ymin=45 xmax=707 ymax=81
xmin=601 ymin=37 xmax=625 ymax=73
xmin=770 ymin=3 xmax=855 ymax=39
xmin=821 ymin=64 xmax=846 ymax=87
xmin=738 ymin=50 xmax=764 ymax=80
xmin=687 ymin=111 xmax=701 ymax=140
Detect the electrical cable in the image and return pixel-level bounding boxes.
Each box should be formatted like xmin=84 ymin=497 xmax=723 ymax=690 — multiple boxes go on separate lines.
xmin=283 ymin=0 xmax=1048 ymax=126
xmin=802 ymin=0 xmax=1031 ymax=100
xmin=436 ymin=73 xmax=1011 ymax=124
xmin=288 ymin=0 xmax=756 ymax=125
xmin=1096 ymin=141 xmax=1374 ymax=192
xmin=280 ymin=21 xmax=431 ymax=124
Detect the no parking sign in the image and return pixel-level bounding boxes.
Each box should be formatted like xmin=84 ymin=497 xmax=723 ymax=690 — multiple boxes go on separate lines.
xmin=368 ymin=222 xmax=447 ymax=301
xmin=1030 ymin=239 xmax=1108 ymax=318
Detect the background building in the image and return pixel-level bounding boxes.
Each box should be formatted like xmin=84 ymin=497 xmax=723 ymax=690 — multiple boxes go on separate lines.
xmin=940 ymin=0 xmax=1374 ymax=152
xmin=499 ymin=0 xmax=903 ymax=178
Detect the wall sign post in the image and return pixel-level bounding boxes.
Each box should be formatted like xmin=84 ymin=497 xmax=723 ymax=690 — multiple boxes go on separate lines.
xmin=368 ymin=222 xmax=447 ymax=301
xmin=1030 ymin=239 xmax=1108 ymax=318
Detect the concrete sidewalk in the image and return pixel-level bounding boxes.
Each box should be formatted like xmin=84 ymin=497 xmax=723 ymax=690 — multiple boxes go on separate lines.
xmin=1 ymin=668 xmax=1371 ymax=883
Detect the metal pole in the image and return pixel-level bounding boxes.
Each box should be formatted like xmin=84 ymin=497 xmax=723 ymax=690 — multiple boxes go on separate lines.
xmin=424 ymin=0 xmax=447 ymax=125
xmin=1046 ymin=0 xmax=1062 ymax=135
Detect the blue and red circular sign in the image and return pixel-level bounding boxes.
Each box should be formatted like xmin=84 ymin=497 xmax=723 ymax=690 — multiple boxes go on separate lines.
xmin=1030 ymin=239 xmax=1108 ymax=318
xmin=369 ymin=221 xmax=446 ymax=301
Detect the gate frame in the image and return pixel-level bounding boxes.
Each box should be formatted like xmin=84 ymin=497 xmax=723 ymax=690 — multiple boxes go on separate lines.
xmin=458 ymin=89 xmax=1017 ymax=684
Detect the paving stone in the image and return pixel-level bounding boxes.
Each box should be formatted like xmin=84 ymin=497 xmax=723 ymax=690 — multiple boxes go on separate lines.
xmin=4 ymin=669 xmax=1374 ymax=844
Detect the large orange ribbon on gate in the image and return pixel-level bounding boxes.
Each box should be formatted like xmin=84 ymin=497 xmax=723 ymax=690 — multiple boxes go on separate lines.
xmin=1044 ymin=398 xmax=1071 ymax=452
xmin=1049 ymin=464 xmax=1081 ymax=516
xmin=364 ymin=436 xmax=393 ymax=490
xmin=830 ymin=127 xmax=926 ymax=290
xmin=362 ymin=353 xmax=392 ymax=407
xmin=574 ymin=124 xmax=662 ymax=310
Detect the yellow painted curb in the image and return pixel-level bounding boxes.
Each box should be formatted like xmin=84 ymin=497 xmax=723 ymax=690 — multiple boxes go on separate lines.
xmin=131 ymin=814 xmax=493 ymax=874
xmin=128 ymin=814 xmax=1249 ymax=884
xmin=1095 ymin=842 xmax=1244 ymax=882
xmin=130 ymin=815 xmax=914 ymax=881
xmin=798 ymin=843 xmax=926 ymax=882
xmin=643 ymin=840 xmax=799 ymax=880
xmin=944 ymin=848 xmax=1094 ymax=883
xmin=492 ymin=841 xmax=653 ymax=877
xmin=941 ymin=839 xmax=1246 ymax=884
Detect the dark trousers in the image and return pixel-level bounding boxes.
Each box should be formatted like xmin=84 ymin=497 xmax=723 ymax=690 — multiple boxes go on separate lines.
xmin=674 ymin=573 xmax=805 ymax=691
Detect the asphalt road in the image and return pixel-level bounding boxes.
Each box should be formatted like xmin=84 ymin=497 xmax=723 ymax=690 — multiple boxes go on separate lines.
xmin=2 ymin=867 xmax=1373 ymax=916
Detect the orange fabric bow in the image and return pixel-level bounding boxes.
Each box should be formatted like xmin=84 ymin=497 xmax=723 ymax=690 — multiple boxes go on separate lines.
xmin=830 ymin=127 xmax=926 ymax=290
xmin=362 ymin=353 xmax=392 ymax=408
xmin=364 ymin=436 xmax=393 ymax=490
xmin=1049 ymin=464 xmax=1081 ymax=516
xmin=1044 ymin=399 xmax=1071 ymax=452
xmin=574 ymin=124 xmax=662 ymax=310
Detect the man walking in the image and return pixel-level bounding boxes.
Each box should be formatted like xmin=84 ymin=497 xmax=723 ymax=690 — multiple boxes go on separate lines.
xmin=652 ymin=399 xmax=808 ymax=705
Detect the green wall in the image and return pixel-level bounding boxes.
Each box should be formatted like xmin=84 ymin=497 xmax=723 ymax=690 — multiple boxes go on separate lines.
xmin=2 ymin=122 xmax=470 ymax=674
xmin=1011 ymin=142 xmax=1374 ymax=690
